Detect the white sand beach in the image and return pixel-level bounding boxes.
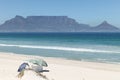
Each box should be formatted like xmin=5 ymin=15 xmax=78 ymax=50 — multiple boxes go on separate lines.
xmin=0 ymin=52 xmax=120 ymax=80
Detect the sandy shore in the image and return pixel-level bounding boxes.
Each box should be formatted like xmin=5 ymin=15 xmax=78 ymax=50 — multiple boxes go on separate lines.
xmin=0 ymin=52 xmax=120 ymax=80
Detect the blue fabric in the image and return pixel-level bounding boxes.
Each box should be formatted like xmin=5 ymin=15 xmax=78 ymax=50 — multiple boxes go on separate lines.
xmin=18 ymin=63 xmax=28 ymax=72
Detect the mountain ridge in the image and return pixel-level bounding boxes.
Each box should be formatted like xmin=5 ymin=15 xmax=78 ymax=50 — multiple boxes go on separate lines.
xmin=0 ymin=15 xmax=119 ymax=32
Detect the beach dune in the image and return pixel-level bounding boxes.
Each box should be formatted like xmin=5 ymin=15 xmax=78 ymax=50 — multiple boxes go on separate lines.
xmin=0 ymin=52 xmax=120 ymax=80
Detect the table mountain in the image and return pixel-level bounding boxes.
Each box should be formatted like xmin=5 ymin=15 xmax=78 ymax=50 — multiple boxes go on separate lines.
xmin=0 ymin=15 xmax=119 ymax=32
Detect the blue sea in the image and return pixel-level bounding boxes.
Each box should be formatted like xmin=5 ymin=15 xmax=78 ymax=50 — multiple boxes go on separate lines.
xmin=0 ymin=32 xmax=120 ymax=64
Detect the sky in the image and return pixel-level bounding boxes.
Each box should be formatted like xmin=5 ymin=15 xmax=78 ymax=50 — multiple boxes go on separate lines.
xmin=0 ymin=0 xmax=120 ymax=27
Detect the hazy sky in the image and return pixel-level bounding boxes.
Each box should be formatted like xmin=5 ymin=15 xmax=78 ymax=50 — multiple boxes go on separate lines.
xmin=0 ymin=0 xmax=120 ymax=27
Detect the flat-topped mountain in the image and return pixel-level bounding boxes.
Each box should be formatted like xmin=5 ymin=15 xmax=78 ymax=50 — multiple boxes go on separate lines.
xmin=0 ymin=15 xmax=119 ymax=32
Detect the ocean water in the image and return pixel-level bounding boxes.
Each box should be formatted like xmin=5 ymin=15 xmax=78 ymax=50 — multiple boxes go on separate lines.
xmin=0 ymin=32 xmax=120 ymax=64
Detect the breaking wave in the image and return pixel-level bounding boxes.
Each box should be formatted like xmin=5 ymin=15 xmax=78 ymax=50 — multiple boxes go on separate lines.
xmin=0 ymin=44 xmax=119 ymax=53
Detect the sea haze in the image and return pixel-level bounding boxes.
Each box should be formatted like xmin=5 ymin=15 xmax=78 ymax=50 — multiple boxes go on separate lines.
xmin=0 ymin=32 xmax=120 ymax=64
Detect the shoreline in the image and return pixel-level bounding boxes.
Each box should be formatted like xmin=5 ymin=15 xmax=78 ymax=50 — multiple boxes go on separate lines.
xmin=1 ymin=52 xmax=120 ymax=80
xmin=1 ymin=52 xmax=120 ymax=71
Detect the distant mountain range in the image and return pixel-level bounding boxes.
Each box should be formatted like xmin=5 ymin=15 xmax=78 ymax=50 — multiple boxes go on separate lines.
xmin=0 ymin=15 xmax=119 ymax=32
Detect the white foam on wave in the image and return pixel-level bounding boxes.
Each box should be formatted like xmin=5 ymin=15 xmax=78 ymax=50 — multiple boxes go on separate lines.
xmin=0 ymin=44 xmax=119 ymax=53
